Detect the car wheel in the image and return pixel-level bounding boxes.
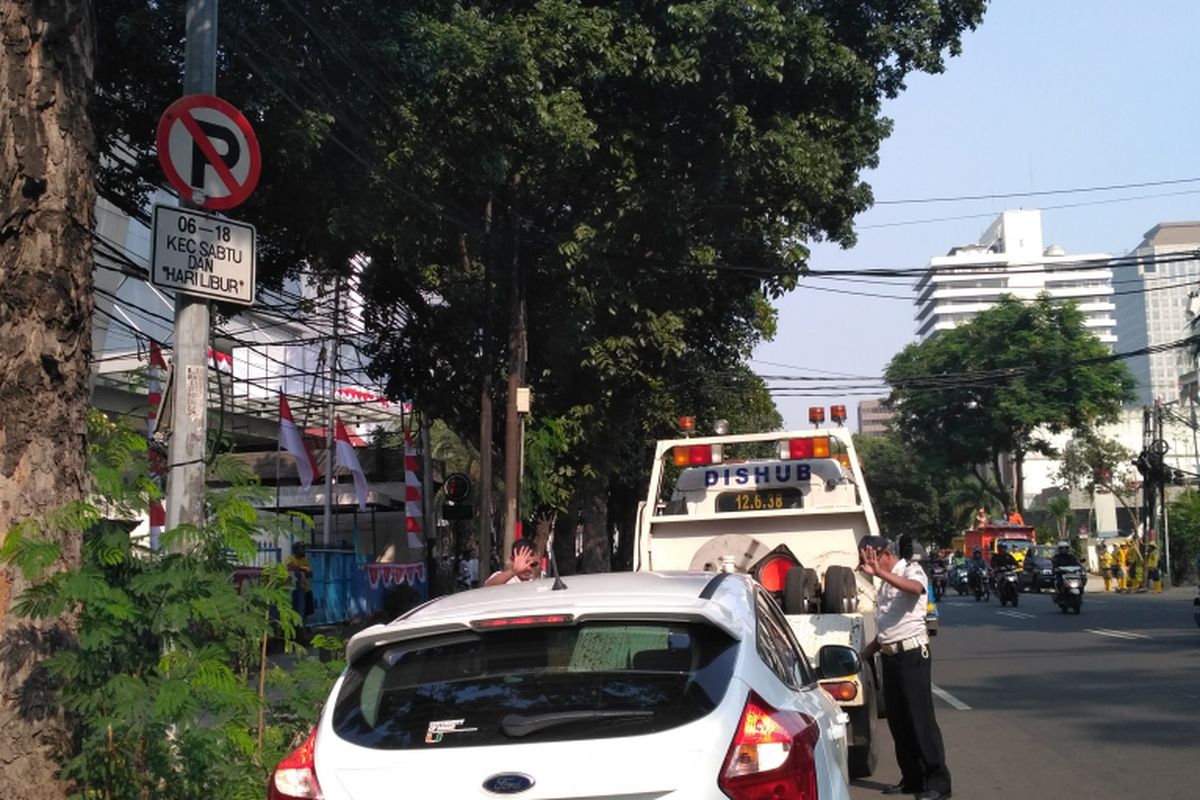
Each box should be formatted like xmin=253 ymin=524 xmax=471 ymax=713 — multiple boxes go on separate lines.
xmin=822 ymin=565 xmax=857 ymax=613
xmin=784 ymin=566 xmax=819 ymax=614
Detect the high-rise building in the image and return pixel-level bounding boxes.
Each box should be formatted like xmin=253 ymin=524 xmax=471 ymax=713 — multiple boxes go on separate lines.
xmin=856 ymin=398 xmax=894 ymax=438
xmin=914 ymin=210 xmax=1116 ymax=344
xmin=1112 ymin=221 xmax=1200 ymax=406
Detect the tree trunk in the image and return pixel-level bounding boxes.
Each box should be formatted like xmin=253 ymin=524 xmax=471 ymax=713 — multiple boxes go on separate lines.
xmin=0 ymin=2 xmax=95 ymax=797
xmin=1014 ymin=449 xmax=1026 ymax=515
xmin=574 ymin=471 xmax=611 ymax=574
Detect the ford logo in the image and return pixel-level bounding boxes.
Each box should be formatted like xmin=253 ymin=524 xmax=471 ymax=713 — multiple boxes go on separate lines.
xmin=483 ymin=773 xmax=535 ymax=794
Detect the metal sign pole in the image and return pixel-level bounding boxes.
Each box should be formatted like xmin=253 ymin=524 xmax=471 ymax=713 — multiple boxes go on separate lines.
xmin=165 ymin=0 xmax=217 ymax=534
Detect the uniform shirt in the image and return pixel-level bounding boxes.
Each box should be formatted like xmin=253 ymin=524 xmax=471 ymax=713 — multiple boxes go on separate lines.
xmin=876 ymin=557 xmax=928 ymax=645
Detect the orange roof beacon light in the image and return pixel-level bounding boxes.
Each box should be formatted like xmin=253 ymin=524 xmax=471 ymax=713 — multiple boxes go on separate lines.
xmin=830 ymin=405 xmax=847 ymax=425
xmin=808 ymin=406 xmax=825 ymax=426
xmin=678 ymin=415 xmax=696 ymax=434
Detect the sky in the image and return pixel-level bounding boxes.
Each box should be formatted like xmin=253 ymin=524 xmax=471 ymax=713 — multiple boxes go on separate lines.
xmin=753 ymin=0 xmax=1200 ymax=430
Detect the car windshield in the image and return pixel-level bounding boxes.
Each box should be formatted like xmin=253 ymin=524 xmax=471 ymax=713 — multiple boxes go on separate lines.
xmin=331 ymin=620 xmax=738 ymax=750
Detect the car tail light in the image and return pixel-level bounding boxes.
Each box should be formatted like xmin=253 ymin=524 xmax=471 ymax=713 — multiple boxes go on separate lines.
xmin=719 ymin=692 xmax=819 ymax=800
xmin=673 ymin=444 xmax=723 ymax=466
xmin=471 ymin=613 xmax=574 ymax=629
xmin=784 ymin=437 xmax=829 ymax=461
xmin=818 ymin=680 xmax=858 ymax=702
xmin=268 ymin=728 xmax=323 ymax=800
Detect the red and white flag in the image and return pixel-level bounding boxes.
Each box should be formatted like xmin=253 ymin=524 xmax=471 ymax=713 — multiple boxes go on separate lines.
xmin=147 ymin=341 xmax=166 ymax=437
xmin=404 ymin=431 xmax=425 ymax=549
xmin=149 ymin=499 xmax=165 ymax=552
xmin=279 ymin=395 xmax=320 ymax=489
xmin=335 ymin=417 xmax=369 ymax=511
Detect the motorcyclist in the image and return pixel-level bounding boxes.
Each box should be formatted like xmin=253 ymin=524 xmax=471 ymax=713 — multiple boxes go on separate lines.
xmin=967 ymin=547 xmax=989 ymax=590
xmin=1051 ymin=541 xmax=1081 ymax=570
xmin=991 ymin=542 xmax=1019 ymax=572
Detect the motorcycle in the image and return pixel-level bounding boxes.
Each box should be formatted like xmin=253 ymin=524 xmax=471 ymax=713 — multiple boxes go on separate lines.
xmin=995 ymin=566 xmax=1019 ymax=607
xmin=1055 ymin=566 xmax=1085 ymax=614
xmin=929 ymin=559 xmax=948 ymax=603
xmin=969 ymin=567 xmax=990 ymax=602
xmin=951 ymin=564 xmax=970 ymax=596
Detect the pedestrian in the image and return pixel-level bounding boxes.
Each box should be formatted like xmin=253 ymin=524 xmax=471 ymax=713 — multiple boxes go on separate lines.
xmin=1114 ymin=542 xmax=1128 ymax=593
xmin=1146 ymin=543 xmax=1162 ymax=593
xmin=484 ymin=538 xmax=539 ymax=586
xmin=1127 ymin=540 xmax=1143 ymax=591
xmin=1097 ymin=543 xmax=1113 ymax=592
xmin=457 ymin=546 xmax=480 ymax=590
xmin=858 ymin=534 xmax=952 ymax=800
xmin=285 ymin=542 xmax=315 ymax=621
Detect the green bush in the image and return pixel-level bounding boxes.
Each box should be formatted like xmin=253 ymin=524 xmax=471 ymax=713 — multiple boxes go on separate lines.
xmin=1 ymin=410 xmax=343 ymax=799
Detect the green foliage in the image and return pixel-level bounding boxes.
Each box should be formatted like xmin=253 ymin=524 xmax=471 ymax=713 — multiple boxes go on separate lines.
xmin=886 ymin=295 xmax=1137 ymax=514
xmin=854 ymin=432 xmax=973 ymax=546
xmin=1057 ymin=432 xmax=1141 ymax=524
xmin=1 ymin=412 xmax=341 ymax=799
xmin=1167 ymin=490 xmax=1200 ymax=584
xmin=93 ymin=0 xmax=986 ymax=561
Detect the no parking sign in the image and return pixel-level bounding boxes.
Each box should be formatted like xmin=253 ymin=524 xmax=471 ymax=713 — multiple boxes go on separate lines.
xmin=156 ymin=94 xmax=261 ymax=210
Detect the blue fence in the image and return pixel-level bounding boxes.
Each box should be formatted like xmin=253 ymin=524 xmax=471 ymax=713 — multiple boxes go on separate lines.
xmin=307 ymin=548 xmax=428 ymax=626
xmin=235 ymin=544 xmax=428 ymax=627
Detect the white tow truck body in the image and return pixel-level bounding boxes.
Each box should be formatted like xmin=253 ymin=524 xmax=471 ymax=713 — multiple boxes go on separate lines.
xmin=634 ymin=427 xmax=884 ymax=777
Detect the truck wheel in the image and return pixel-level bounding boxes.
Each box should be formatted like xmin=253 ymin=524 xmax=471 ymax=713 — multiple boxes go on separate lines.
xmin=784 ymin=566 xmax=818 ymax=615
xmin=822 ymin=566 xmax=857 ymax=613
xmin=848 ymin=683 xmax=878 ymax=778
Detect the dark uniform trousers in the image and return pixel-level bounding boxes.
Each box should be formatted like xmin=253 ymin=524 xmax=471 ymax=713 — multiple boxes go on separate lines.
xmin=881 ymin=646 xmax=952 ymax=794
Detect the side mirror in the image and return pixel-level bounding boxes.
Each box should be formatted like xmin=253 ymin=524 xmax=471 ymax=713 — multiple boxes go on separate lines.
xmin=817 ymin=644 xmax=861 ymax=679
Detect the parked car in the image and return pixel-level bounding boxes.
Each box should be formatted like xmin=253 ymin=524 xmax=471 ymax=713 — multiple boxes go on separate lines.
xmin=1018 ymin=546 xmax=1057 ymax=593
xmin=269 ymin=571 xmax=855 ymax=799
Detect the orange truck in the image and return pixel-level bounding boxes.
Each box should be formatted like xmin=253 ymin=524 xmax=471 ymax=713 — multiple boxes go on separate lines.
xmin=964 ymin=524 xmax=1036 ymax=566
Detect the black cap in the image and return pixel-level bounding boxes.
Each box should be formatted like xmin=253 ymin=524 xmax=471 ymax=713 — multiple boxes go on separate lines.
xmin=857 ymin=535 xmax=892 ymax=554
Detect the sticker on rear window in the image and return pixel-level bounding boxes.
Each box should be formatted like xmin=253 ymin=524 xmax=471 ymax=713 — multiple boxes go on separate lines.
xmin=425 ymin=718 xmax=478 ymax=744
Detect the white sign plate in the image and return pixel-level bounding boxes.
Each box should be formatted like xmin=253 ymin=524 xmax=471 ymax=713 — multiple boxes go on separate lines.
xmin=150 ymin=204 xmax=256 ymax=305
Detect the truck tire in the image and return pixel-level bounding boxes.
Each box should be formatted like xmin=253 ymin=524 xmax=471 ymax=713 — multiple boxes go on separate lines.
xmin=848 ymin=682 xmax=878 ymax=778
xmin=821 ymin=565 xmax=857 ymax=613
xmin=784 ymin=566 xmax=819 ymax=615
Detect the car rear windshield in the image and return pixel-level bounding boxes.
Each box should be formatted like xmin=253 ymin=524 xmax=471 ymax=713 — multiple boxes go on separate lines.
xmin=331 ymin=620 xmax=738 ymax=750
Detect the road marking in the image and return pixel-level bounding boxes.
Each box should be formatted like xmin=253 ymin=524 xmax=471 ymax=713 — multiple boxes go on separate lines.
xmin=1085 ymin=628 xmax=1150 ymax=640
xmin=996 ymin=610 xmax=1036 ymax=619
xmin=931 ymin=684 xmax=972 ymax=710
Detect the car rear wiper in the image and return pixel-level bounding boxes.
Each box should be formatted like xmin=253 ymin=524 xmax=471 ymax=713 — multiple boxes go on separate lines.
xmin=499 ymin=710 xmax=653 ymax=738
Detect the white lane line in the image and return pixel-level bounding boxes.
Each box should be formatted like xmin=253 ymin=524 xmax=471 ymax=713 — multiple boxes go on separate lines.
xmin=996 ymin=610 xmax=1036 ymax=619
xmin=931 ymin=684 xmax=972 ymax=711
xmin=1085 ymin=628 xmax=1150 ymax=640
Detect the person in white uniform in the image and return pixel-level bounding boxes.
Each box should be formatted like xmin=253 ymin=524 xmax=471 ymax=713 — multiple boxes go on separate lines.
xmin=858 ymin=534 xmax=952 ymax=800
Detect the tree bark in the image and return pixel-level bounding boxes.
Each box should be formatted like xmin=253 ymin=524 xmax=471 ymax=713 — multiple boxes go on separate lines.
xmin=575 ymin=471 xmax=611 ymax=574
xmin=0 ymin=2 xmax=95 ymax=797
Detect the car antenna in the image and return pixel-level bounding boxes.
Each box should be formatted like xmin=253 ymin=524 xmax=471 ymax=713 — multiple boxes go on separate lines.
xmin=547 ymin=530 xmax=568 ymax=590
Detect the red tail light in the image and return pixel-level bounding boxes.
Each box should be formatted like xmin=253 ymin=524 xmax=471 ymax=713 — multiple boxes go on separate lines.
xmin=719 ymin=692 xmax=819 ymax=800
xmin=268 ymin=728 xmax=323 ymax=800
xmin=471 ymin=614 xmax=574 ymax=629
xmin=754 ymin=556 xmax=797 ymax=593
xmin=785 ymin=437 xmax=829 ymax=460
xmin=673 ymin=444 xmax=723 ymax=466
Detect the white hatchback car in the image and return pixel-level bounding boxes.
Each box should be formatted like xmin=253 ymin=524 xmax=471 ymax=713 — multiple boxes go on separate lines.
xmin=269 ymin=571 xmax=856 ymax=799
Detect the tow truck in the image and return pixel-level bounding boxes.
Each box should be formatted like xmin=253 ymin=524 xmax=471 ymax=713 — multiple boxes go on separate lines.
xmin=634 ymin=410 xmax=885 ymax=778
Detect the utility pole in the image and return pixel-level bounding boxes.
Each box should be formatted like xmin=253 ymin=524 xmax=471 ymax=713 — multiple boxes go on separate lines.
xmin=322 ymin=277 xmax=341 ymax=546
xmin=502 ymin=178 xmax=526 ymax=558
xmin=164 ymin=0 xmax=217 ymax=533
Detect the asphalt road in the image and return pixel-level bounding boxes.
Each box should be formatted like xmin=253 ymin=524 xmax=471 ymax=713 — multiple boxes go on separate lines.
xmin=849 ymin=582 xmax=1200 ymax=800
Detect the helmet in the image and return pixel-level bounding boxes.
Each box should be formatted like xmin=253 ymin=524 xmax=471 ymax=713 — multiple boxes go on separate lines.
xmin=973 ymin=547 xmax=982 ymax=557
xmin=1057 ymin=541 xmax=1070 ymax=553
xmin=997 ymin=542 xmax=1007 ymax=550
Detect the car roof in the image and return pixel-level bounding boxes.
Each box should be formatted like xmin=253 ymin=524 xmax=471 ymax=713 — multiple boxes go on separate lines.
xmin=345 ymin=571 xmax=755 ymax=664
